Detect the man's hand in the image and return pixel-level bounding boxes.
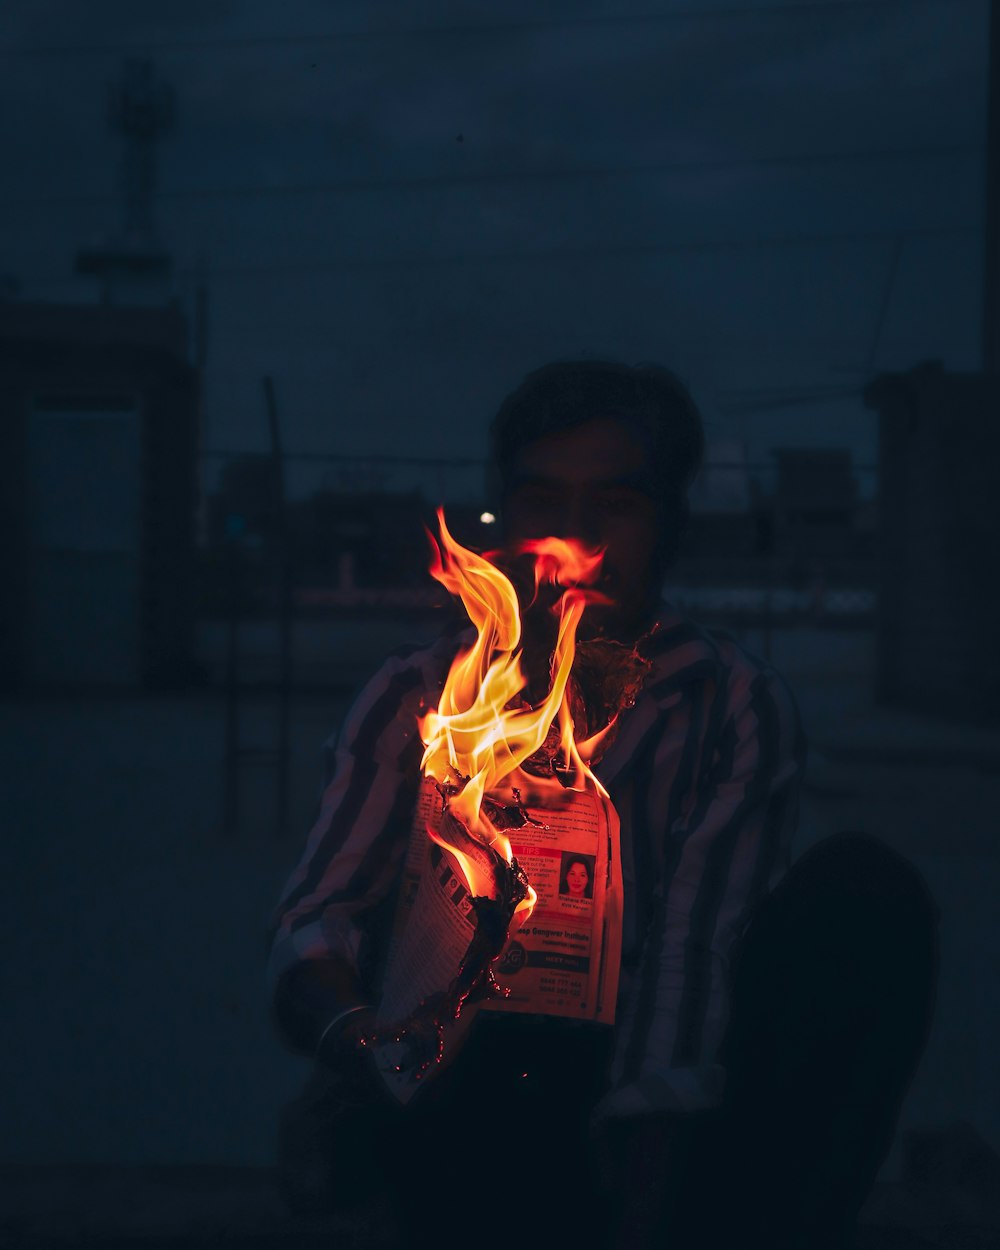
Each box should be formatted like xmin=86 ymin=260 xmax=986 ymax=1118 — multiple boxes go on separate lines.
xmin=317 ymin=1005 xmax=375 ymax=1059
xmin=315 ymin=1006 xmax=380 ymax=1093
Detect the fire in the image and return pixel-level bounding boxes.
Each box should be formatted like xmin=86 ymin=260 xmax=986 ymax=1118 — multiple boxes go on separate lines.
xmin=418 ymin=509 xmax=610 ymax=921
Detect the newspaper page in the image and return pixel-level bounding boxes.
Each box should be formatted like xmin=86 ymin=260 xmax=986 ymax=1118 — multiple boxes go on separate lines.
xmin=372 ymin=773 xmax=623 ymax=1102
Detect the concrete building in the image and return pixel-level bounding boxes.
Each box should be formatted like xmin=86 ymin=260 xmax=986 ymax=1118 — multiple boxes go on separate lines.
xmin=0 ymin=299 xmax=199 ymax=690
xmin=865 ymin=361 xmax=1000 ymax=723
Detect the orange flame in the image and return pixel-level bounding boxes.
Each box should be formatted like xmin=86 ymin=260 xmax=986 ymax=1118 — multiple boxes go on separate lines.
xmin=419 ymin=509 xmax=609 ymax=918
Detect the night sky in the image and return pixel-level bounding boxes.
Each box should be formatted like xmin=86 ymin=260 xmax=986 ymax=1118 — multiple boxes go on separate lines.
xmin=0 ymin=0 xmax=988 ymax=500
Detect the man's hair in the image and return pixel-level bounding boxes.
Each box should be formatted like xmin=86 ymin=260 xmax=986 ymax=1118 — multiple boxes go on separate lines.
xmin=488 ymin=359 xmax=704 ymax=508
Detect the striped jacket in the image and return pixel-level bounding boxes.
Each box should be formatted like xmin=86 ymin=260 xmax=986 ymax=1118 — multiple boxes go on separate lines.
xmin=268 ymin=605 xmax=806 ymax=1112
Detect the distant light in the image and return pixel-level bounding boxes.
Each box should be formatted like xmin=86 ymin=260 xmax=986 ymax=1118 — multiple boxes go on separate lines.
xmin=480 ymin=511 xmax=497 ymax=525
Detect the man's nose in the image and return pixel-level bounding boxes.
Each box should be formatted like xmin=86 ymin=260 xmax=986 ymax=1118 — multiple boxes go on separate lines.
xmin=554 ymin=496 xmax=600 ymax=545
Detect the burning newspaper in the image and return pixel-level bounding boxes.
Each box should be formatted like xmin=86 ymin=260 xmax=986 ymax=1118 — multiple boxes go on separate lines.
xmin=368 ymin=511 xmax=643 ymax=1102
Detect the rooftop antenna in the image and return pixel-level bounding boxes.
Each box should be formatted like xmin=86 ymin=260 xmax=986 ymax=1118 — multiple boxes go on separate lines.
xmin=76 ymin=58 xmax=174 ymax=303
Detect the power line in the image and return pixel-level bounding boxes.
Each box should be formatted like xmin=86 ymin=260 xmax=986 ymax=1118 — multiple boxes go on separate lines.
xmin=148 ymin=221 xmax=986 ymax=280
xmin=202 ymin=449 xmax=878 ymax=471
xmin=3 ymin=2 xmax=974 ymax=58
xmin=16 ymin=221 xmax=976 ymax=288
xmin=204 ymin=449 xmax=484 ymax=466
xmin=0 ymin=143 xmax=979 ymax=211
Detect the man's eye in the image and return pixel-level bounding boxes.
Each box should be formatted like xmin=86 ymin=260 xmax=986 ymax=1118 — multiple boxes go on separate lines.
xmin=596 ymin=492 xmax=646 ymax=516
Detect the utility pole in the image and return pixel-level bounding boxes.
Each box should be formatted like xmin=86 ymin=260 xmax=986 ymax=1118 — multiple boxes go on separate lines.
xmin=264 ymin=376 xmax=293 ymax=839
xmin=221 ymin=378 xmax=293 ymax=841
xmin=984 ymin=0 xmax=1000 ymax=371
xmin=193 ymin=255 xmax=210 ymax=548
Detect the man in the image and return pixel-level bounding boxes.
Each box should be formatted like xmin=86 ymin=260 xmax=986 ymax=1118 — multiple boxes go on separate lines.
xmin=268 ymin=361 xmax=937 ymax=1249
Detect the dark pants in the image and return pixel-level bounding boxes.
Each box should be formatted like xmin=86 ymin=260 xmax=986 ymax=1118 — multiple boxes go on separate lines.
xmin=280 ymin=832 xmax=939 ymax=1249
xmin=609 ymin=831 xmax=940 ymax=1249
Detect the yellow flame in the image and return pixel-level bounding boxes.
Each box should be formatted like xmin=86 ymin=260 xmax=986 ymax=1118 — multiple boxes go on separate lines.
xmin=419 ymin=509 xmax=607 ymax=909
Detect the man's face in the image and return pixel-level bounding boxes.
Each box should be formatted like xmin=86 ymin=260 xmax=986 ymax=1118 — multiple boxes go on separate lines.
xmin=502 ymin=418 xmax=663 ymax=639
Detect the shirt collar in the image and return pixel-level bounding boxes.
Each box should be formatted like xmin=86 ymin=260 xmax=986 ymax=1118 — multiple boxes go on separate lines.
xmin=637 ymin=600 xmax=726 ymax=706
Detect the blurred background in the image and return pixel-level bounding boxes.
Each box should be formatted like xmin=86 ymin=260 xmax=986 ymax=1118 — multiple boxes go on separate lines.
xmin=2 ymin=1 xmax=999 ymax=1245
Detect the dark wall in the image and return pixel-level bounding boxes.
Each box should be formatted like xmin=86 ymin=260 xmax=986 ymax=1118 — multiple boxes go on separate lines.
xmin=868 ymin=362 xmax=1000 ymax=723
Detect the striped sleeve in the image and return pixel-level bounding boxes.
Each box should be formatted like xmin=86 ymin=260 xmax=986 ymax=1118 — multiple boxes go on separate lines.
xmin=609 ymin=650 xmax=807 ymax=1114
xmin=266 ymin=648 xmax=430 ymax=1020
